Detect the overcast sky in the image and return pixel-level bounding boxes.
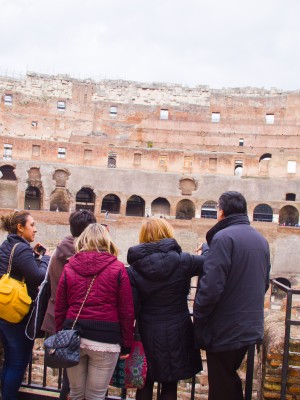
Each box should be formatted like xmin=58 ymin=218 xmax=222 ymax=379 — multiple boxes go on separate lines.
xmin=0 ymin=0 xmax=299 ymax=90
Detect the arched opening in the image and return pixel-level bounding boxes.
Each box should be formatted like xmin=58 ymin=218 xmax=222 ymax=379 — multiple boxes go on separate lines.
xmin=50 ymin=188 xmax=71 ymax=212
xmin=279 ymin=205 xmax=299 ymax=226
xmin=176 ymin=199 xmax=195 ymax=220
xmin=24 ymin=186 xmax=41 ymax=210
xmin=201 ymin=200 xmax=217 ymax=219
xmin=126 ymin=195 xmax=145 ymax=217
xmin=101 ymin=194 xmax=121 ymax=214
xmin=0 ymin=165 xmax=17 ymax=180
xmin=253 ymin=204 xmax=273 ymax=222
xmin=234 ymin=161 xmax=243 ymax=177
xmin=259 ymin=153 xmax=272 ymax=174
xmin=259 ymin=153 xmax=272 ymax=162
xmin=76 ymin=187 xmax=95 ymax=212
xmin=0 ymin=165 xmax=18 ymax=208
xmin=151 ymin=197 xmax=170 ymax=217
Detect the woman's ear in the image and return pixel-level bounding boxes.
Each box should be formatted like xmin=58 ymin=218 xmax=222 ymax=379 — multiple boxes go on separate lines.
xmin=17 ymin=223 xmax=23 ymax=235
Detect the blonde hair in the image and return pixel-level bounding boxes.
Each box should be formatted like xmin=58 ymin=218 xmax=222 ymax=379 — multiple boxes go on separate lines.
xmin=75 ymin=223 xmax=118 ymax=256
xmin=139 ymin=218 xmax=174 ymax=243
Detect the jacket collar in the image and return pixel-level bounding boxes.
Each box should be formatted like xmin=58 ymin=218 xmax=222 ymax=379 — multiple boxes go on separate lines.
xmin=206 ymin=214 xmax=250 ymax=245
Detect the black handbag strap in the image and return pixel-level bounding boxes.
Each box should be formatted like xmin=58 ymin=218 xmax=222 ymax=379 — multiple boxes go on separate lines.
xmin=71 ymin=274 xmax=97 ymax=329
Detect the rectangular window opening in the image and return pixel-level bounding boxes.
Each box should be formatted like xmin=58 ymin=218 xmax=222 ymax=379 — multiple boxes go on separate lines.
xmin=266 ymin=114 xmax=274 ymax=124
xmin=108 ymin=153 xmax=117 ymax=168
xmin=239 ymin=138 xmax=244 ymax=146
xmin=4 ymin=94 xmax=13 ymax=105
xmin=32 ymin=145 xmax=40 ymax=156
xmin=3 ymin=143 xmax=12 ymax=160
xmin=110 ymin=106 xmax=118 ymax=118
xmin=133 ymin=153 xmax=142 ymax=165
xmin=211 ymin=112 xmax=220 ymax=123
xmin=58 ymin=147 xmax=66 ymax=158
xmin=287 ymin=160 xmax=296 ymax=173
xmin=57 ymin=101 xmax=66 ymax=110
xmin=84 ymin=149 xmax=92 ymax=160
xmin=160 ymin=109 xmax=169 ymax=120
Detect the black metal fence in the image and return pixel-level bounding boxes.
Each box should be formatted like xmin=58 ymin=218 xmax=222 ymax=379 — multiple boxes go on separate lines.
xmin=18 ymin=279 xmax=258 ymax=400
xmin=269 ymin=279 xmax=300 ymax=400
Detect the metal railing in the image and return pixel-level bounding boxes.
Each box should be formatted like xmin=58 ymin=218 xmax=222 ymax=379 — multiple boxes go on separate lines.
xmin=269 ymin=279 xmax=300 ymax=400
xmin=19 ymin=280 xmax=257 ymax=399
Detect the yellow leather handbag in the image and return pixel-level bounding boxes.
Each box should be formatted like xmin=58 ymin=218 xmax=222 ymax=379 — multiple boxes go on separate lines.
xmin=0 ymin=243 xmax=32 ymax=323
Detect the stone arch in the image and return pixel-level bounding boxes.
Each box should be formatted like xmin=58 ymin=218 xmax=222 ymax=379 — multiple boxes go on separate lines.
xmin=253 ymin=203 xmax=273 ymax=222
xmin=151 ymin=197 xmax=170 ymax=217
xmin=279 ymin=205 xmax=299 ymax=226
xmin=75 ymin=187 xmax=95 ymax=212
xmin=176 ymin=199 xmax=195 ymax=220
xmin=101 ymin=194 xmax=121 ymax=214
xmin=0 ymin=165 xmax=17 ymax=180
xmin=25 ymin=186 xmax=41 ymax=210
xmin=50 ymin=188 xmax=71 ymax=212
xmin=0 ymin=165 xmax=18 ymax=208
xmin=26 ymin=167 xmax=43 ymax=210
xmin=259 ymin=153 xmax=272 ymax=162
xmin=259 ymin=153 xmax=272 ymax=174
xmin=201 ymin=200 xmax=217 ymax=219
xmin=126 ymin=195 xmax=145 ymax=217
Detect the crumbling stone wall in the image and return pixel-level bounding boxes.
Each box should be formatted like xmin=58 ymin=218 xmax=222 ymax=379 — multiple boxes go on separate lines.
xmin=261 ymin=311 xmax=300 ymax=399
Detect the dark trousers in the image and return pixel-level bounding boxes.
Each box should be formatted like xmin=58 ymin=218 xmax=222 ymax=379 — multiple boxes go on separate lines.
xmin=0 ymin=319 xmax=34 ymax=400
xmin=136 ymin=376 xmax=177 ymax=400
xmin=206 ymin=346 xmax=248 ymax=400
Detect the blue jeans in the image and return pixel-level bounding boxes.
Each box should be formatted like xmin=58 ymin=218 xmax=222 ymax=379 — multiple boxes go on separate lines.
xmin=0 ymin=318 xmax=34 ymax=400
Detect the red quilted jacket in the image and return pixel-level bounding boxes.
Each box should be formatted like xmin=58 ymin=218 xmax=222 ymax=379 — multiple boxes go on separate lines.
xmin=55 ymin=251 xmax=134 ymax=354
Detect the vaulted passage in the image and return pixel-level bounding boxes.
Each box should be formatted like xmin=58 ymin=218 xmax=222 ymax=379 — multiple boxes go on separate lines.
xmin=25 ymin=186 xmax=41 ymax=210
xmin=176 ymin=199 xmax=195 ymax=220
xmin=151 ymin=197 xmax=170 ymax=217
xmin=126 ymin=195 xmax=145 ymax=217
xmin=101 ymin=194 xmax=121 ymax=214
xmin=76 ymin=187 xmax=95 ymax=212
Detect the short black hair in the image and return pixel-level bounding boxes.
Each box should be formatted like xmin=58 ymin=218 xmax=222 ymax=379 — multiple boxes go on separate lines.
xmin=69 ymin=210 xmax=97 ymax=237
xmin=218 ymin=191 xmax=247 ymax=217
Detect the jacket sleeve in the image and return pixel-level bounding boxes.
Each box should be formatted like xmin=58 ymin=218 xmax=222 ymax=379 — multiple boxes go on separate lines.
xmin=126 ymin=266 xmax=141 ymax=317
xmin=55 ymin=270 xmax=69 ymax=332
xmin=117 ymin=266 xmax=134 ymax=354
xmin=193 ymin=235 xmax=231 ymax=325
xmin=14 ymin=244 xmax=49 ymax=286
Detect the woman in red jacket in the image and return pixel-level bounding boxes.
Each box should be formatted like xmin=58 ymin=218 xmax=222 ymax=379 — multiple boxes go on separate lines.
xmin=55 ymin=223 xmax=134 ymax=400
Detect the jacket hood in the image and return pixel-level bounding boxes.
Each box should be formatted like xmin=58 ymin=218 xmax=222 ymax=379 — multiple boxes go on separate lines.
xmin=127 ymin=238 xmax=182 ymax=281
xmin=67 ymin=251 xmax=118 ymax=276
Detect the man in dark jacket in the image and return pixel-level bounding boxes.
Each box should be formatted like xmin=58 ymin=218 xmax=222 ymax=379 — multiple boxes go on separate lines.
xmin=193 ymin=191 xmax=270 ymax=400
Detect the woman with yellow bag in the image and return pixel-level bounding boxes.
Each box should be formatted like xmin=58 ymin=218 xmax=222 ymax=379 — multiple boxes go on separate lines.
xmin=0 ymin=211 xmax=50 ymax=400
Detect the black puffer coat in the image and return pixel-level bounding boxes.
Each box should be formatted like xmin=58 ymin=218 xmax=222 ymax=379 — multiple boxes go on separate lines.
xmin=127 ymin=238 xmax=205 ymax=382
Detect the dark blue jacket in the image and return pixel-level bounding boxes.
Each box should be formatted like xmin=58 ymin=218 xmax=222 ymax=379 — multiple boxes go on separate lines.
xmin=0 ymin=234 xmax=49 ymax=300
xmin=193 ymin=214 xmax=270 ymax=352
xmin=127 ymin=238 xmax=205 ymax=382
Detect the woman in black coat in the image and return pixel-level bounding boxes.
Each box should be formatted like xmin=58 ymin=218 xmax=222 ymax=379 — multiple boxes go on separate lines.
xmin=127 ymin=218 xmax=207 ymax=400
